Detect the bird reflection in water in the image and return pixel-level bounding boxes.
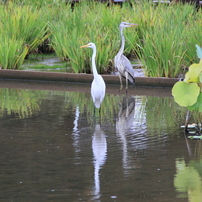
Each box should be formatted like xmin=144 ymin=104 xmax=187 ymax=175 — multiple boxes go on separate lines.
xmin=116 ymin=96 xmax=136 ymax=173
xmin=91 ymin=123 xmax=107 ymax=200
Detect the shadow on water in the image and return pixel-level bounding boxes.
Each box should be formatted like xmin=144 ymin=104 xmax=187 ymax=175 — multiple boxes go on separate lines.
xmin=0 ymin=79 xmax=201 ymax=201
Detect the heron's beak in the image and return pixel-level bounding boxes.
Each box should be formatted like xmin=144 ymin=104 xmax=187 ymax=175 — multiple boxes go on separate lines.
xmin=80 ymin=44 xmax=89 ymax=48
xmin=129 ymin=24 xmax=138 ymax=26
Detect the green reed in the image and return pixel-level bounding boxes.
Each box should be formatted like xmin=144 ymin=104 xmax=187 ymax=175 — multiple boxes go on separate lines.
xmin=0 ymin=0 xmax=201 ymax=77
xmin=134 ymin=1 xmax=197 ymax=77
xmin=45 ymin=1 xmax=202 ymax=76
xmin=3 ymin=0 xmax=67 ymax=7
xmin=0 ymin=36 xmax=28 ymax=69
xmin=183 ymin=12 xmax=202 ymax=64
xmin=0 ymin=3 xmax=51 ymax=69
xmin=49 ymin=1 xmax=138 ymax=73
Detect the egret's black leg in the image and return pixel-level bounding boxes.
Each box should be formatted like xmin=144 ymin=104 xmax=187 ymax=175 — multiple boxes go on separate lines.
xmin=99 ymin=106 xmax=101 ymax=116
xmin=125 ymin=88 xmax=128 ymax=94
xmin=93 ymin=107 xmax=96 ymax=116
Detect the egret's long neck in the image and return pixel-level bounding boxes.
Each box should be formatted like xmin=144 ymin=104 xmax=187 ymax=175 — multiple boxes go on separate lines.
xmin=92 ymin=46 xmax=98 ymax=77
xmin=117 ymin=27 xmax=125 ymax=58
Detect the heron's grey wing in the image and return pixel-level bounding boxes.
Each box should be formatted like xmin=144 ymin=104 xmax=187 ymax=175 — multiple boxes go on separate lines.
xmin=121 ymin=55 xmax=134 ymax=75
xmin=121 ymin=55 xmax=135 ymax=83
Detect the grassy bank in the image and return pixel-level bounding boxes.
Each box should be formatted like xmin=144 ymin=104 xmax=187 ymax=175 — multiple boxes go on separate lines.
xmin=0 ymin=0 xmax=201 ymax=78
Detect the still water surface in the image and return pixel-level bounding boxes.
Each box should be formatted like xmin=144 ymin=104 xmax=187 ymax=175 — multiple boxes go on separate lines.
xmin=0 ymin=80 xmax=201 ymax=202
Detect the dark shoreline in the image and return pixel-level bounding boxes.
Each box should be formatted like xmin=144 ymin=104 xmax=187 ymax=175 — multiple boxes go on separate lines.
xmin=0 ymin=69 xmax=179 ymax=88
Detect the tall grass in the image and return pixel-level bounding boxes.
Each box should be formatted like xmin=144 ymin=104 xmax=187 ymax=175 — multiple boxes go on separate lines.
xmin=0 ymin=36 xmax=28 ymax=69
xmin=49 ymin=4 xmax=89 ymax=73
xmin=0 ymin=0 xmax=201 ymax=76
xmin=50 ymin=1 xmax=138 ymax=73
xmin=50 ymin=0 xmax=200 ymax=76
xmin=2 ymin=3 xmax=51 ymax=51
xmin=134 ymin=1 xmax=196 ymax=77
xmin=2 ymin=0 xmax=67 ymax=7
xmin=0 ymin=2 xmax=51 ymax=69
xmin=183 ymin=13 xmax=202 ymax=64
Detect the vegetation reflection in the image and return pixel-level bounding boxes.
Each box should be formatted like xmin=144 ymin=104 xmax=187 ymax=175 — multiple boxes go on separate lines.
xmin=138 ymin=96 xmax=187 ymax=134
xmin=0 ymin=88 xmax=188 ymax=129
xmin=0 ymin=88 xmax=42 ymax=119
xmin=174 ymin=158 xmax=202 ymax=201
xmin=0 ymin=88 xmax=121 ymax=121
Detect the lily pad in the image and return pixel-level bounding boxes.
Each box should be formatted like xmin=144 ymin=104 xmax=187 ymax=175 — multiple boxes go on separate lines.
xmin=172 ymin=81 xmax=200 ymax=106
xmin=187 ymin=93 xmax=202 ymax=112
xmin=184 ymin=63 xmax=202 ymax=83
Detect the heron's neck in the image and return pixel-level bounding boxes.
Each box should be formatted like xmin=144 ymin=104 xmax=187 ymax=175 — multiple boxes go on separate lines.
xmin=117 ymin=28 xmax=125 ymax=57
xmin=92 ymin=46 xmax=98 ymax=77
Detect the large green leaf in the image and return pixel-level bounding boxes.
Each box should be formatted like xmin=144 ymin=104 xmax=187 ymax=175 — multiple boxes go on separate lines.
xmin=184 ymin=63 xmax=202 ymax=83
xmin=187 ymin=93 xmax=202 ymax=112
xmin=172 ymin=81 xmax=200 ymax=106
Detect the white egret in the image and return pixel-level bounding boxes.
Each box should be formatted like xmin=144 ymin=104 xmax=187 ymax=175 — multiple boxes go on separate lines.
xmin=80 ymin=42 xmax=106 ymax=111
xmin=114 ymin=22 xmax=138 ymax=92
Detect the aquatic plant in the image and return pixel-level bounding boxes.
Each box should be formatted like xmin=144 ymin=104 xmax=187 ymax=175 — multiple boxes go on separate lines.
xmin=49 ymin=1 xmax=138 ymax=74
xmin=0 ymin=36 xmax=28 ymax=69
xmin=0 ymin=0 xmax=201 ymax=76
xmin=135 ymin=1 xmax=195 ymax=77
xmin=172 ymin=44 xmax=202 ymax=111
xmin=2 ymin=0 xmax=67 ymax=7
xmin=0 ymin=3 xmax=51 ymax=69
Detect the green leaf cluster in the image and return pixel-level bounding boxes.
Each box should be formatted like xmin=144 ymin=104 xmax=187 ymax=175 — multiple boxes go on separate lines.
xmin=172 ymin=50 xmax=202 ymax=111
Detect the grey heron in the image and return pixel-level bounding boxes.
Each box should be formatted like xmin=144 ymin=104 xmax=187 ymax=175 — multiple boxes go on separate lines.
xmin=114 ymin=22 xmax=137 ymax=92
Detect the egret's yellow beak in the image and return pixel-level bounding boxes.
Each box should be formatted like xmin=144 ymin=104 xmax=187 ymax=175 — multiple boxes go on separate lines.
xmin=80 ymin=44 xmax=89 ymax=48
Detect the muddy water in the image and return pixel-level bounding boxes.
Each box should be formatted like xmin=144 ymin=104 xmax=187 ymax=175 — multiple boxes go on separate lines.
xmin=0 ymin=80 xmax=200 ymax=201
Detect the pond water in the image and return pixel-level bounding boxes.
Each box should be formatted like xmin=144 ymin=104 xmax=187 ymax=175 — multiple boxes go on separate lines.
xmin=0 ymin=80 xmax=201 ymax=202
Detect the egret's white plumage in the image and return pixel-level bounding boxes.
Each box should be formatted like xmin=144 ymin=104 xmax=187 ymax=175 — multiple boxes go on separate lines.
xmin=80 ymin=42 xmax=106 ymax=109
xmin=114 ymin=22 xmax=137 ymax=92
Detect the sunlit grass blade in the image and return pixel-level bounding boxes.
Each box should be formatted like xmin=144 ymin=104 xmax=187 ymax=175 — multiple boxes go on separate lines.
xmin=0 ymin=36 xmax=29 ymax=69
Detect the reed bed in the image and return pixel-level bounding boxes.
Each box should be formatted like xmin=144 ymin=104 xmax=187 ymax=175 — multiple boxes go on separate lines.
xmin=134 ymin=1 xmax=200 ymax=77
xmin=50 ymin=1 xmax=138 ymax=73
xmin=0 ymin=2 xmax=50 ymax=69
xmin=0 ymin=0 xmax=201 ymax=78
